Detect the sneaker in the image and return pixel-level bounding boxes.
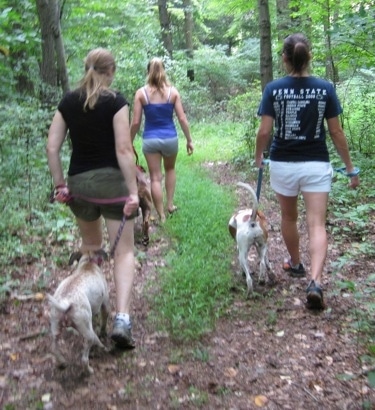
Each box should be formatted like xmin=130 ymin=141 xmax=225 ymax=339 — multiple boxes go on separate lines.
xmin=111 ymin=315 xmax=135 ymax=349
xmin=306 ymin=280 xmax=324 ymax=310
xmin=283 ymin=258 xmax=306 ymax=277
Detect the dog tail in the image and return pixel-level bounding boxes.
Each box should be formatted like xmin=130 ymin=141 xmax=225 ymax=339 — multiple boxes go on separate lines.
xmin=47 ymin=294 xmax=72 ymax=314
xmin=236 ymin=182 xmax=259 ymax=222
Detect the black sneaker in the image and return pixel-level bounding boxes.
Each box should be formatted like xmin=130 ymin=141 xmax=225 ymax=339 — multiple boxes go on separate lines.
xmin=283 ymin=259 xmax=306 ymax=278
xmin=111 ymin=315 xmax=135 ymax=349
xmin=306 ymin=280 xmax=324 ymax=310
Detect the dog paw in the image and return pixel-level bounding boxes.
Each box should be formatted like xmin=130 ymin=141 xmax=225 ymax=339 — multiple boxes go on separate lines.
xmin=258 ymin=278 xmax=266 ymax=285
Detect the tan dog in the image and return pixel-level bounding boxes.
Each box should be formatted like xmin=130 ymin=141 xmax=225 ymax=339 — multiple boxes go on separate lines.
xmin=47 ymin=250 xmax=110 ymax=374
xmin=228 ymin=182 xmax=271 ymax=295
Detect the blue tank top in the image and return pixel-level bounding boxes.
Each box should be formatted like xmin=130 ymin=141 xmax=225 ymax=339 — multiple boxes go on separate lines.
xmin=142 ymin=87 xmax=177 ymax=139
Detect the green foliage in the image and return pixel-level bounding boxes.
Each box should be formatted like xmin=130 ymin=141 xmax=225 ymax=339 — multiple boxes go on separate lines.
xmin=0 ymin=0 xmax=40 ymax=98
xmin=337 ymin=76 xmax=375 ymax=155
xmin=0 ymin=98 xmax=73 ymax=268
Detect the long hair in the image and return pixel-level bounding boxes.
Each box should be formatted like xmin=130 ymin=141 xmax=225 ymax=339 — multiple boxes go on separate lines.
xmin=282 ymin=33 xmax=311 ymax=75
xmin=79 ymin=48 xmax=116 ymax=111
xmin=146 ymin=57 xmax=170 ymax=93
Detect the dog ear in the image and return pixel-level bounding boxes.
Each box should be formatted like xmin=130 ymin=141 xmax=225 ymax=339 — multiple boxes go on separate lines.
xmin=68 ymin=251 xmax=82 ymax=266
xmin=93 ymin=249 xmax=108 ymax=266
xmin=95 ymin=248 xmax=108 ymax=261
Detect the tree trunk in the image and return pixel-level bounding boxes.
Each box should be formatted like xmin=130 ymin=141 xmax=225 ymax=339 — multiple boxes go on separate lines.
xmin=258 ymin=0 xmax=273 ymax=91
xmin=259 ymin=0 xmax=273 ymax=155
xmin=158 ymin=0 xmax=173 ymax=57
xmin=182 ymin=0 xmax=194 ymax=59
xmin=324 ymin=0 xmax=339 ymax=83
xmin=276 ymin=0 xmax=290 ymax=44
xmin=36 ymin=0 xmax=69 ymax=102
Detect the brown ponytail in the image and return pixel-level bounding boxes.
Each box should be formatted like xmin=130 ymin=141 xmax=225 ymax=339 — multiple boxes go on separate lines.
xmin=79 ymin=48 xmax=116 ymax=111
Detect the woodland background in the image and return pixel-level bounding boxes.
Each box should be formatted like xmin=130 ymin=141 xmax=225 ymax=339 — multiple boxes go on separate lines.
xmin=1 ymin=0 xmax=375 ymax=327
xmin=1 ymin=1 xmax=375 ymax=408
xmin=1 ymin=0 xmax=375 ymax=339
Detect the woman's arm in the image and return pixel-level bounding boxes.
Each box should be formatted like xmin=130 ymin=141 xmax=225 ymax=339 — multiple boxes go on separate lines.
xmin=46 ymin=110 xmax=68 ymax=187
xmin=113 ymin=106 xmax=139 ymax=215
xmin=130 ymin=89 xmax=143 ymax=142
xmin=173 ymin=89 xmax=193 ymax=155
xmin=327 ymin=116 xmax=359 ymax=188
xmin=255 ymin=115 xmax=273 ymax=167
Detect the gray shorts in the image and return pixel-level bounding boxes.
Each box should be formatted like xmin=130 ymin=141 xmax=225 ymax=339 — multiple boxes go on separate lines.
xmin=142 ymin=137 xmax=178 ymax=156
xmin=270 ymin=161 xmax=333 ymax=196
xmin=67 ymin=167 xmax=137 ymax=221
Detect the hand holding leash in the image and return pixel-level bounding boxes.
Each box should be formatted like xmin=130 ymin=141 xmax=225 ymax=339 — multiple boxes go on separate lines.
xmin=123 ymin=193 xmax=139 ymax=217
xmin=50 ymin=184 xmax=72 ymax=204
xmin=335 ymin=166 xmax=360 ymax=189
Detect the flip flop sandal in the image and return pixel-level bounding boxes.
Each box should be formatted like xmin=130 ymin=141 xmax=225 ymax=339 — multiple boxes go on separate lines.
xmin=167 ymin=206 xmax=178 ymax=217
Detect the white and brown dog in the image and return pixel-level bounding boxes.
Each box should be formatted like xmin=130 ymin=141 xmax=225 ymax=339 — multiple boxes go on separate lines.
xmin=228 ymin=182 xmax=271 ymax=295
xmin=47 ymin=250 xmax=110 ymax=374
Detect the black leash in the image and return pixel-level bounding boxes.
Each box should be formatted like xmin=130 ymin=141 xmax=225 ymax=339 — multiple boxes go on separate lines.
xmin=256 ymin=159 xmax=269 ymax=202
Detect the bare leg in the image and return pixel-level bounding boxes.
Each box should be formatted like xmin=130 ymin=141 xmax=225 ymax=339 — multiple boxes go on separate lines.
xmin=275 ymin=193 xmax=301 ymax=266
xmin=302 ymin=191 xmax=329 ymax=285
xmin=76 ymin=218 xmax=103 ymax=251
xmin=105 ymin=218 xmax=135 ymax=313
xmin=163 ymin=153 xmax=177 ymax=212
xmin=144 ymin=152 xmax=165 ymax=222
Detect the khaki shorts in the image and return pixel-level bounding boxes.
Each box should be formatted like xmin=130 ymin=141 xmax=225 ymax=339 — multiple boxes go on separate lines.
xmin=270 ymin=161 xmax=333 ymax=196
xmin=67 ymin=167 xmax=137 ymax=221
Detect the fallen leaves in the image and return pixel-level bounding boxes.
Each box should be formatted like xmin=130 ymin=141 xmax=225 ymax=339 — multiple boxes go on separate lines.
xmin=168 ymin=364 xmax=180 ymax=375
xmin=10 ymin=292 xmax=44 ymax=301
xmin=254 ymin=394 xmax=268 ymax=407
xmin=224 ymin=367 xmax=238 ymax=378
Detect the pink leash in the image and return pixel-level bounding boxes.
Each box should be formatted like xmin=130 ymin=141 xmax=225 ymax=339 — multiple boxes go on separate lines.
xmin=70 ymin=193 xmax=129 ymax=204
xmin=50 ymin=188 xmax=129 ymax=258
xmin=110 ymin=215 xmax=127 ymax=258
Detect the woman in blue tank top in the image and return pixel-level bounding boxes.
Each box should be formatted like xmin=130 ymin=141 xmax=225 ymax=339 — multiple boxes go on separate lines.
xmin=255 ymin=34 xmax=359 ymax=310
xmin=131 ymin=58 xmax=194 ymax=223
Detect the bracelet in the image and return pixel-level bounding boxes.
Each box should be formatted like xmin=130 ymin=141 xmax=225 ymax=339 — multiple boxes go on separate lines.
xmin=55 ymin=184 xmax=67 ymax=189
xmin=335 ymin=167 xmax=360 ymax=177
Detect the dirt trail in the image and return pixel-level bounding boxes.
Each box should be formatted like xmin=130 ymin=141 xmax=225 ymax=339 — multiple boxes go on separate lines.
xmin=1 ymin=162 xmax=374 ymax=409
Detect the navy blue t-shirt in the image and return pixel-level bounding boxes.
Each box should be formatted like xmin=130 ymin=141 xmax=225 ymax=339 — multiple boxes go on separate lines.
xmin=257 ymin=76 xmax=342 ymax=162
xmin=58 ymin=90 xmax=129 ymax=175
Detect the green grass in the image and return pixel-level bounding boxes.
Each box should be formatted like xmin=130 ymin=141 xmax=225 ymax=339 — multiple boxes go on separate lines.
xmin=143 ymin=122 xmax=244 ymax=341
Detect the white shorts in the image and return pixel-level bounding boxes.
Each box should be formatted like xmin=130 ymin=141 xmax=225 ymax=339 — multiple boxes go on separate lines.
xmin=270 ymin=161 xmax=333 ymax=196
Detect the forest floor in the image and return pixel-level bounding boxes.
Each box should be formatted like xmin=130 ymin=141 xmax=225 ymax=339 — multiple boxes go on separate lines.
xmin=1 ymin=161 xmax=374 ymax=410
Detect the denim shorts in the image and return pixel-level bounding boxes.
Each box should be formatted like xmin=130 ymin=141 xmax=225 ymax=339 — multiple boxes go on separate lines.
xmin=67 ymin=167 xmax=137 ymax=221
xmin=270 ymin=161 xmax=333 ymax=196
xmin=142 ymin=137 xmax=178 ymax=156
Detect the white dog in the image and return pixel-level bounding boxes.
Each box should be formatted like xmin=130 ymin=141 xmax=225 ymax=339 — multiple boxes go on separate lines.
xmin=228 ymin=182 xmax=271 ymax=295
xmin=47 ymin=250 xmax=110 ymax=374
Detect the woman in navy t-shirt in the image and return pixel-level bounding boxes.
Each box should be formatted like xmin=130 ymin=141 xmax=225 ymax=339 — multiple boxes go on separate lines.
xmin=255 ymin=33 xmax=359 ymax=309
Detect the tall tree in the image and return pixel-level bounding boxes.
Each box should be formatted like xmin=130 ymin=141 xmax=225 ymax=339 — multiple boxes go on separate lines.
xmin=182 ymin=0 xmax=194 ymax=59
xmin=158 ymin=0 xmax=173 ymax=57
xmin=258 ymin=0 xmax=273 ymax=91
xmin=36 ymin=0 xmax=69 ymax=101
